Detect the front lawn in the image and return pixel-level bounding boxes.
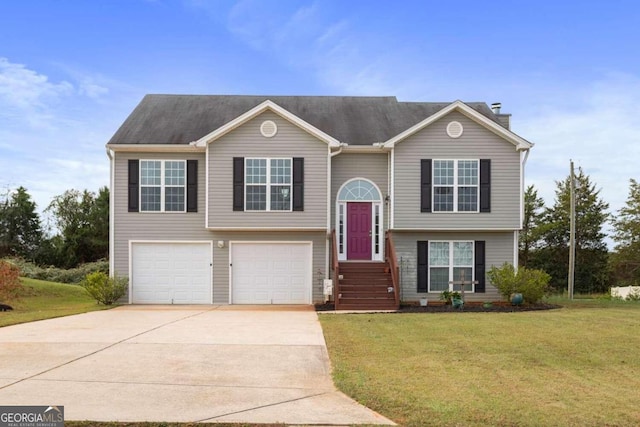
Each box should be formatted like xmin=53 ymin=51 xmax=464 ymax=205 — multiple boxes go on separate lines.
xmin=0 ymin=278 xmax=111 ymax=327
xmin=319 ymin=299 xmax=640 ymax=426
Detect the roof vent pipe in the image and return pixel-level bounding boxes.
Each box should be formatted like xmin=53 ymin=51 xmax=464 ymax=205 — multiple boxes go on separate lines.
xmin=491 ymin=102 xmax=502 ymax=114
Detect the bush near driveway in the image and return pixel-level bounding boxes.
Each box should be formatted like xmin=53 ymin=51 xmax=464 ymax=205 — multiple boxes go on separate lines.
xmin=82 ymin=272 xmax=127 ymax=305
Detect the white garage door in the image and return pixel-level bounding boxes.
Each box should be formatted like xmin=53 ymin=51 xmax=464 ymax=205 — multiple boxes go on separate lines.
xmin=231 ymin=242 xmax=312 ymax=304
xmin=131 ymin=242 xmax=211 ymax=304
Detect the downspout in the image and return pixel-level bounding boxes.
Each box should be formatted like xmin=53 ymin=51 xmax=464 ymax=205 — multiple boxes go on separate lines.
xmin=329 ymin=143 xmax=345 ymax=158
xmin=328 ymin=143 xmax=345 ymax=231
xmin=388 ymin=147 xmax=396 ymax=230
xmin=517 ymin=147 xmax=531 ymax=267
xmin=520 ymin=148 xmax=531 ymax=229
xmin=105 ymin=147 xmax=115 ymax=278
xmin=327 ymin=143 xmax=344 ymax=280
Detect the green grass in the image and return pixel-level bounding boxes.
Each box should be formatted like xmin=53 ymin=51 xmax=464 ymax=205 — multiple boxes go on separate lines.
xmin=0 ymin=278 xmax=112 ymax=327
xmin=319 ymin=298 xmax=640 ymax=427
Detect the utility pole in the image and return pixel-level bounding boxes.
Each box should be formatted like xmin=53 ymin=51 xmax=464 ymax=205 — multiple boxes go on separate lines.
xmin=568 ymin=160 xmax=576 ymax=300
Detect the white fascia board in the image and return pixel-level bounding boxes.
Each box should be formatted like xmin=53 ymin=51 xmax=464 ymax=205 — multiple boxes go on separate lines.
xmin=383 ymin=100 xmax=534 ymax=151
xmin=106 ymin=144 xmax=205 ymax=153
xmin=389 ymin=227 xmax=521 ymax=232
xmin=194 ymin=100 xmax=341 ymax=148
xmin=340 ymin=144 xmax=390 ymax=153
xmin=206 ymin=226 xmax=328 ymax=231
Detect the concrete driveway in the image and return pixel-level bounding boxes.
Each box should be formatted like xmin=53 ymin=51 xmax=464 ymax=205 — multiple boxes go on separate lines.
xmin=0 ymin=306 xmax=393 ymax=425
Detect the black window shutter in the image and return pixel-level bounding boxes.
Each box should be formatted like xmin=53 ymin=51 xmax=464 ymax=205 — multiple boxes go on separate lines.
xmin=293 ymin=157 xmax=304 ymax=211
xmin=128 ymin=159 xmax=139 ymax=212
xmin=480 ymin=159 xmax=491 ymax=212
xmin=421 ymin=159 xmax=432 ymax=212
xmin=475 ymin=240 xmax=486 ymax=293
xmin=186 ymin=160 xmax=197 ymax=212
xmin=233 ymin=157 xmax=244 ymax=211
xmin=417 ymin=241 xmax=429 ymax=292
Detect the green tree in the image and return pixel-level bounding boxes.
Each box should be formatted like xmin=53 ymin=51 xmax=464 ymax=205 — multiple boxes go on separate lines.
xmin=611 ymin=179 xmax=640 ymax=285
xmin=0 ymin=187 xmax=43 ymax=260
xmin=45 ymin=187 xmax=109 ymax=268
xmin=519 ymin=185 xmax=545 ymax=267
xmin=535 ymin=168 xmax=610 ymax=293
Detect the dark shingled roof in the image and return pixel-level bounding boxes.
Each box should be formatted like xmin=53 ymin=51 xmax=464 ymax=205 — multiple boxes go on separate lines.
xmin=107 ymin=95 xmax=500 ymax=146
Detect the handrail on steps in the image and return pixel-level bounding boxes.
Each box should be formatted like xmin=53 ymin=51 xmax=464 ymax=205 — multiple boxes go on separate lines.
xmin=385 ymin=231 xmax=400 ymax=309
xmin=331 ymin=229 xmax=340 ymax=310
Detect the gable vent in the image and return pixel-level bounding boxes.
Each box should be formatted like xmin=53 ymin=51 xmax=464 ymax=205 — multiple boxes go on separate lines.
xmin=446 ymin=121 xmax=463 ymax=138
xmin=260 ymin=120 xmax=278 ymax=138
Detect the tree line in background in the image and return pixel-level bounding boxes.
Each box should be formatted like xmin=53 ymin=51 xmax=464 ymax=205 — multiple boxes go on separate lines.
xmin=0 ymin=186 xmax=108 ymax=268
xmin=521 ymin=169 xmax=640 ymax=293
xmin=1 ymin=170 xmax=639 ymax=293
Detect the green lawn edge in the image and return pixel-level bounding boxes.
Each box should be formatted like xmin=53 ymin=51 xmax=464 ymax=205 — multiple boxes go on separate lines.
xmin=319 ymin=299 xmax=640 ymax=427
xmin=0 ymin=277 xmax=114 ymax=327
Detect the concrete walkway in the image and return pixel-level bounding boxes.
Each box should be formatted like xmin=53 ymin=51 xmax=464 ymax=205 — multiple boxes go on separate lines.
xmin=0 ymin=306 xmax=394 ymax=425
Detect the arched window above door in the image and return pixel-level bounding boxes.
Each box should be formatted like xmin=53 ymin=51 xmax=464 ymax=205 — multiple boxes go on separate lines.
xmin=338 ymin=179 xmax=382 ymax=202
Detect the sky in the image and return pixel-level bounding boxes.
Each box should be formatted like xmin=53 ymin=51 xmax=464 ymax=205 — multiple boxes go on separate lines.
xmin=1 ymin=0 xmax=639 ymax=238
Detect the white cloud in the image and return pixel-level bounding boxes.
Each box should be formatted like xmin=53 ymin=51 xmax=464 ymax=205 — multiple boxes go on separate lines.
xmin=0 ymin=58 xmax=138 ymax=213
xmin=0 ymin=57 xmax=74 ymax=110
xmin=221 ymin=2 xmax=441 ymax=97
xmin=517 ymin=72 xmax=640 ymax=219
xmin=79 ymin=80 xmax=109 ymax=99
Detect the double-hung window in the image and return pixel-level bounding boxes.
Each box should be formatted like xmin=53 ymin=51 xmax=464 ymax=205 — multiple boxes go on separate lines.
xmin=140 ymin=160 xmax=186 ymax=212
xmin=433 ymin=159 xmax=479 ymax=212
xmin=245 ymin=158 xmax=292 ymax=211
xmin=428 ymin=241 xmax=474 ymax=292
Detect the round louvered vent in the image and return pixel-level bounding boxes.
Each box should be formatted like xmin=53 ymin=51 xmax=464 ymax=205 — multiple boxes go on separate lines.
xmin=260 ymin=120 xmax=278 ymax=138
xmin=446 ymin=121 xmax=463 ymax=138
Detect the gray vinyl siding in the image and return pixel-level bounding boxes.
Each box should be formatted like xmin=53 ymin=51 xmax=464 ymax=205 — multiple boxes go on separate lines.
xmin=211 ymin=231 xmax=327 ymax=303
xmin=330 ymin=152 xmax=389 ymax=230
xmin=113 ymin=151 xmax=328 ymax=303
xmin=112 ymin=151 xmax=211 ymax=283
xmin=393 ymin=111 xmax=521 ymax=229
xmin=208 ymin=111 xmax=328 ymax=228
xmin=392 ymin=230 xmax=515 ymax=302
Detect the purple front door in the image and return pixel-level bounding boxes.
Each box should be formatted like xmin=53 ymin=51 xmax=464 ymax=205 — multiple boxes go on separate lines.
xmin=347 ymin=202 xmax=372 ymax=260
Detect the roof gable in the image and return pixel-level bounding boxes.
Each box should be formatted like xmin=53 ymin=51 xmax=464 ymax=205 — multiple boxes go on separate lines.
xmin=383 ymin=100 xmax=533 ymax=150
xmin=193 ymin=100 xmax=340 ymax=148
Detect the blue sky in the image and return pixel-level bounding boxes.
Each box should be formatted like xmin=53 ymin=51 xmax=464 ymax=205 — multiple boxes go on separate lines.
xmin=1 ymin=0 xmax=639 ymax=235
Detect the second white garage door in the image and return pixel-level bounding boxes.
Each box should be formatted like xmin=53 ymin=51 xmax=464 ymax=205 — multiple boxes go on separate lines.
xmin=231 ymin=242 xmax=312 ymax=304
xmin=131 ymin=242 xmax=212 ymax=304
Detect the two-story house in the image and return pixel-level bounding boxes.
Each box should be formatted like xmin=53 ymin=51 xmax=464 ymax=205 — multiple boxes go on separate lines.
xmin=106 ymin=95 xmax=532 ymax=309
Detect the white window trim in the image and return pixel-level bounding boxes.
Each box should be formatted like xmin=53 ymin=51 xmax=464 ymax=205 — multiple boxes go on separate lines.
xmin=432 ymin=159 xmax=479 ymax=213
xmin=428 ymin=240 xmax=475 ymax=293
xmin=139 ymin=159 xmax=187 ymax=213
xmin=244 ymin=157 xmax=292 ymax=212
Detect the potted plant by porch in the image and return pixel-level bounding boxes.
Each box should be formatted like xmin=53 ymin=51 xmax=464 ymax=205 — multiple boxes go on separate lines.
xmin=510 ymin=292 xmax=524 ymax=305
xmin=440 ymin=290 xmax=461 ymax=305
xmin=451 ymin=296 xmax=464 ymax=309
xmin=419 ymin=297 xmax=428 ymax=306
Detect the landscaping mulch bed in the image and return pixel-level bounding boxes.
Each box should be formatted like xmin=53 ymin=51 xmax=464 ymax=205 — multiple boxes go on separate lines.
xmin=315 ymin=302 xmax=562 ymax=312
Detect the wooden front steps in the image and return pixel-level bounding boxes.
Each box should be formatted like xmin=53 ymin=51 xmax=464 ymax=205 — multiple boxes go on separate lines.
xmin=337 ymin=261 xmax=398 ymax=310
